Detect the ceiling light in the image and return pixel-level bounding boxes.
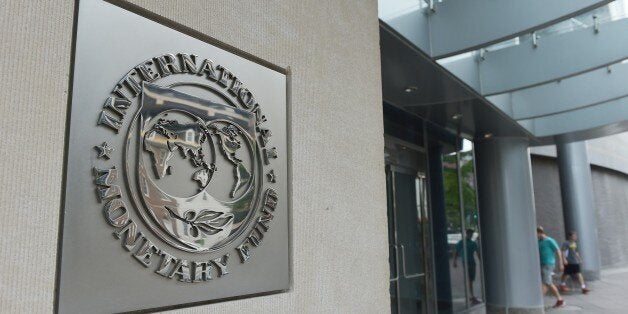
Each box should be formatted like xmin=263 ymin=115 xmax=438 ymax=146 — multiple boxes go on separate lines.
xmin=451 ymin=113 xmax=463 ymax=120
xmin=404 ymin=86 xmax=419 ymax=93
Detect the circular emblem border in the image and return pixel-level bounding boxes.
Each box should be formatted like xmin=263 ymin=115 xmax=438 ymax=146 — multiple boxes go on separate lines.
xmin=91 ymin=53 xmax=279 ymax=283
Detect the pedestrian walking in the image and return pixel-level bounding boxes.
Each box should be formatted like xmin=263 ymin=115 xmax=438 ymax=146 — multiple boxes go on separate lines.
xmin=559 ymin=231 xmax=591 ymax=294
xmin=537 ymin=226 xmax=565 ymax=308
xmin=453 ymin=229 xmax=481 ymax=305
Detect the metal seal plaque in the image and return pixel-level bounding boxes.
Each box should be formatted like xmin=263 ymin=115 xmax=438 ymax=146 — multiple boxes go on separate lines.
xmin=96 ymin=56 xmax=278 ymax=272
xmin=56 ymin=1 xmax=289 ymax=313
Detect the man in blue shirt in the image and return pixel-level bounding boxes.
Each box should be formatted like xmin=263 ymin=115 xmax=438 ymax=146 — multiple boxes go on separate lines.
xmin=453 ymin=229 xmax=481 ymax=305
xmin=537 ymin=226 xmax=565 ymax=308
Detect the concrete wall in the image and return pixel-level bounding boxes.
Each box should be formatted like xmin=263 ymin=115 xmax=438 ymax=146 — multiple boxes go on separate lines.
xmin=0 ymin=0 xmax=389 ymax=313
xmin=531 ymin=156 xmax=565 ymax=244
xmin=591 ymin=166 xmax=628 ymax=268
xmin=532 ymin=155 xmax=628 ymax=269
xmin=586 ymin=133 xmax=628 ymax=176
xmin=0 ymin=1 xmax=74 ymax=313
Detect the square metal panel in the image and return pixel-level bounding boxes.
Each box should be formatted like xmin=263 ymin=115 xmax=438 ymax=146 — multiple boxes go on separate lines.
xmin=56 ymin=0 xmax=290 ymax=312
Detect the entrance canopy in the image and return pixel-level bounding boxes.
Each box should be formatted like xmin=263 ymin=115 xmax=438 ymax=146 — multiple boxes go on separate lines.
xmin=380 ymin=0 xmax=628 ymax=144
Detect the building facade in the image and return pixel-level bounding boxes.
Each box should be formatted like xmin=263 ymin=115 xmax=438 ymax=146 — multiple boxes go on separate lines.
xmin=1 ymin=1 xmax=390 ymax=313
xmin=1 ymin=0 xmax=628 ymax=313
xmin=532 ymin=133 xmax=628 ymax=269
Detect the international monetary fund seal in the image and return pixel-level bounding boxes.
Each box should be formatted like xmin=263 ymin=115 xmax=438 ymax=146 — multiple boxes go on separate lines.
xmin=91 ymin=53 xmax=278 ymax=282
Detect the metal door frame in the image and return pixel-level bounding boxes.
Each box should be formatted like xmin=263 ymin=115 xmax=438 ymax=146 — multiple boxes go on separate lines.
xmin=385 ymin=137 xmax=436 ymax=313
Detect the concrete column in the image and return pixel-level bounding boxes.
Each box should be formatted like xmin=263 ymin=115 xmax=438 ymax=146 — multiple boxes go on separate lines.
xmin=475 ymin=137 xmax=543 ymax=314
xmin=556 ymin=140 xmax=602 ymax=280
xmin=428 ymin=143 xmax=453 ymax=312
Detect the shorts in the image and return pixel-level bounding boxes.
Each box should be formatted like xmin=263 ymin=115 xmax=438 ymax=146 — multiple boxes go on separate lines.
xmin=541 ymin=264 xmax=555 ymax=285
xmin=564 ymin=264 xmax=581 ymax=275
xmin=467 ymin=265 xmax=476 ymax=282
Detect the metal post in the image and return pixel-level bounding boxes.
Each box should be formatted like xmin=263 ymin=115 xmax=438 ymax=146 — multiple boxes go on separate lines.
xmin=475 ymin=137 xmax=544 ymax=313
xmin=556 ymin=140 xmax=602 ymax=280
xmin=471 ymin=143 xmax=487 ymax=304
xmin=427 ymin=143 xmax=453 ymax=312
xmin=455 ymin=133 xmax=470 ymax=309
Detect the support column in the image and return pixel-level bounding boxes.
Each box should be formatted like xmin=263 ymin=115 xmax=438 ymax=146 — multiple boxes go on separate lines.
xmin=475 ymin=137 xmax=543 ymax=314
xmin=428 ymin=143 xmax=452 ymax=312
xmin=556 ymin=140 xmax=601 ymax=280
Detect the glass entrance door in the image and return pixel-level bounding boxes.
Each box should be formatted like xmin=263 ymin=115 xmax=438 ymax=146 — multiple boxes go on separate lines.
xmin=386 ymin=138 xmax=434 ymax=314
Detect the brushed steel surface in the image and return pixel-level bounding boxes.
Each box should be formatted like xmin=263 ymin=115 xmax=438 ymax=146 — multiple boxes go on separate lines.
xmin=56 ymin=0 xmax=289 ymax=313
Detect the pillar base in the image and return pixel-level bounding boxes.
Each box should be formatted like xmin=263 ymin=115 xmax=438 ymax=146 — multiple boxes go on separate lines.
xmin=486 ymin=304 xmax=544 ymax=314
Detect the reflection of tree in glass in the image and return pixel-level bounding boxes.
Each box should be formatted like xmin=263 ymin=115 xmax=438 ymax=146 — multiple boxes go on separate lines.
xmin=443 ymin=151 xmax=478 ymax=233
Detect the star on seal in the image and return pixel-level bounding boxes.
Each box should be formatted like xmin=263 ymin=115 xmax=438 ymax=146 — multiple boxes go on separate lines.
xmin=94 ymin=142 xmax=114 ymax=159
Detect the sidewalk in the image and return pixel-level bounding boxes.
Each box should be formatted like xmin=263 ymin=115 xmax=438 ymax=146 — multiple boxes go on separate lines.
xmin=545 ymin=267 xmax=628 ymax=313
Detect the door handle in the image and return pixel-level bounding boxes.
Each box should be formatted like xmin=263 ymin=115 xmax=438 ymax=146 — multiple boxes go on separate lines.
xmin=389 ymin=244 xmax=399 ymax=282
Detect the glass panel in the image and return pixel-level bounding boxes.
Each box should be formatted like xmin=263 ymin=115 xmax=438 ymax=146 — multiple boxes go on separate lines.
xmin=378 ymin=0 xmax=427 ymax=20
xmin=385 ymin=131 xmax=434 ymax=313
xmin=438 ymin=1 xmax=628 ymax=63
xmin=442 ymin=150 xmax=468 ymax=312
xmin=424 ymin=133 xmax=486 ymax=313
xmin=395 ymin=171 xmax=425 ymax=313
xmin=459 ymin=139 xmax=483 ymax=306
xmin=537 ymin=1 xmax=628 ymax=37
xmin=417 ymin=174 xmax=436 ymax=314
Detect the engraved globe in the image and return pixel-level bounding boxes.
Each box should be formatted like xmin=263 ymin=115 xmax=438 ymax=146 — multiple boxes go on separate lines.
xmin=126 ymin=83 xmax=260 ymax=253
